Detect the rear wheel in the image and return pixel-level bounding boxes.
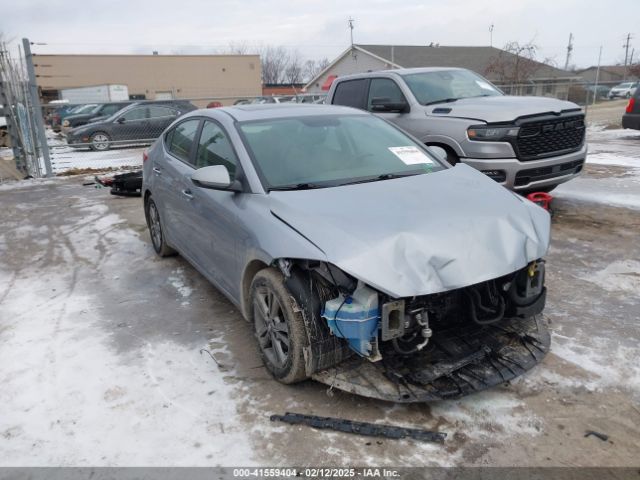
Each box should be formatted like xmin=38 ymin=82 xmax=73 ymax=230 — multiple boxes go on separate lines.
xmin=250 ymin=268 xmax=309 ymax=384
xmin=145 ymin=196 xmax=175 ymax=257
xmin=89 ymin=132 xmax=111 ymax=151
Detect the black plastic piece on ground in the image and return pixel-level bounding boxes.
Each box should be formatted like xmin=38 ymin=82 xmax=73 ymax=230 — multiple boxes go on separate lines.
xmin=585 ymin=430 xmax=609 ymax=441
xmin=110 ymin=171 xmax=143 ymax=197
xmin=270 ymin=412 xmax=447 ymax=443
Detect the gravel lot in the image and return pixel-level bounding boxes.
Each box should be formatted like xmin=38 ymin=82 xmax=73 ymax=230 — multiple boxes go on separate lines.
xmin=0 ymin=129 xmax=638 ymax=467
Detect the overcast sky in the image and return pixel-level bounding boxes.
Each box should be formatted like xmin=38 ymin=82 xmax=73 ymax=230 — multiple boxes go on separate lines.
xmin=1 ymin=0 xmax=638 ymax=69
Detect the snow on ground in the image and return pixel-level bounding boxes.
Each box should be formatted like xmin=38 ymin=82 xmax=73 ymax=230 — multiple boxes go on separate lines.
xmin=554 ymin=128 xmax=640 ymax=209
xmin=0 ymin=195 xmax=255 ymax=466
xmin=48 ymin=136 xmax=144 ymax=174
xmin=586 ymin=128 xmax=640 ymax=168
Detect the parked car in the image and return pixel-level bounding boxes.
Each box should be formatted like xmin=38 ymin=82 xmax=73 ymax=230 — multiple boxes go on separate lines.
xmin=142 ymin=104 xmax=551 ymax=402
xmin=608 ymin=82 xmax=638 ymax=99
xmin=327 ymin=68 xmax=587 ymax=193
xmin=622 ymin=87 xmax=640 ymax=130
xmin=66 ymin=100 xmax=196 ymax=151
xmin=61 ymin=101 xmax=133 ymax=134
xmin=586 ymin=84 xmax=611 ymax=100
xmin=48 ymin=103 xmax=84 ymax=131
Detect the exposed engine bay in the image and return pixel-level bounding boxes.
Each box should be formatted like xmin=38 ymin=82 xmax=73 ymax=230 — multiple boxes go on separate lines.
xmin=280 ymin=258 xmax=549 ymax=402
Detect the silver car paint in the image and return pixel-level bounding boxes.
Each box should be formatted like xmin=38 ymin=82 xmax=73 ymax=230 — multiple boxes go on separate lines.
xmin=143 ymin=105 xmax=550 ymax=314
xmin=326 ymin=68 xmax=586 ymax=191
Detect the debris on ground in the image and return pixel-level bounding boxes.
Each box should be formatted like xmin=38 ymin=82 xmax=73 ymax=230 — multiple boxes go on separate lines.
xmin=584 ymin=430 xmax=609 ymax=442
xmin=270 ymin=412 xmax=447 ymax=443
xmin=95 ymin=170 xmax=142 ymax=197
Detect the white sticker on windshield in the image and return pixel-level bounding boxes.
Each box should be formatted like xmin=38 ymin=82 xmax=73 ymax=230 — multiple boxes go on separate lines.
xmin=475 ymin=80 xmax=494 ymax=90
xmin=388 ymin=146 xmax=434 ymax=165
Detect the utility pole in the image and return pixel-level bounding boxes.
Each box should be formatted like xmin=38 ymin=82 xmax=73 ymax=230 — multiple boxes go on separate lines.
xmin=593 ymin=46 xmax=602 ymax=106
xmin=623 ymin=33 xmax=633 ymax=81
xmin=564 ymin=33 xmax=574 ymax=70
xmin=22 ymin=38 xmax=52 ymax=177
xmin=348 ymin=17 xmax=355 ymax=47
xmin=489 ymin=24 xmax=494 ymax=47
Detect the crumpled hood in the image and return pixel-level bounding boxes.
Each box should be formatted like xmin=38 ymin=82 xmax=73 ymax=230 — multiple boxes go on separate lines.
xmin=270 ymin=164 xmax=550 ymax=298
xmin=426 ymin=95 xmax=581 ymax=123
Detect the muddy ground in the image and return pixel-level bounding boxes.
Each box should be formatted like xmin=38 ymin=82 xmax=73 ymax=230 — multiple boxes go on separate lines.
xmin=0 ymin=159 xmax=639 ymax=466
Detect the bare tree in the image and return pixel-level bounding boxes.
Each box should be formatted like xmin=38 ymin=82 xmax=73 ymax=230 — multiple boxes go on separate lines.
xmin=485 ymin=41 xmax=553 ymax=93
xmin=629 ymin=62 xmax=640 ymax=79
xmin=260 ymin=45 xmax=291 ymax=84
xmin=284 ymin=51 xmax=304 ymax=84
xmin=303 ymin=58 xmax=330 ymax=81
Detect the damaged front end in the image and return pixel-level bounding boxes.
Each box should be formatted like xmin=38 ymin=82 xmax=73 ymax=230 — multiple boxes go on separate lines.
xmin=282 ymin=259 xmax=549 ymax=402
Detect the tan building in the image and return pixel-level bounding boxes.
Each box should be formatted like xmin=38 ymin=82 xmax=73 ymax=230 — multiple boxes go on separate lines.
xmin=34 ymin=54 xmax=262 ymax=105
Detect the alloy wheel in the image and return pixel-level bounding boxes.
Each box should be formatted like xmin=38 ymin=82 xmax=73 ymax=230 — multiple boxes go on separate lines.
xmin=148 ymin=201 xmax=162 ymax=252
xmin=254 ymin=286 xmax=290 ymax=369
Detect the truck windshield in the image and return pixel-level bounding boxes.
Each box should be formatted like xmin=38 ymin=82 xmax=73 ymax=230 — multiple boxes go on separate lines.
xmin=238 ymin=115 xmax=445 ymax=190
xmin=404 ymin=70 xmax=503 ymax=105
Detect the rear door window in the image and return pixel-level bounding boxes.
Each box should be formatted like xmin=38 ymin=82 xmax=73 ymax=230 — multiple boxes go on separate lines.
xmin=166 ymin=119 xmax=200 ymax=164
xmin=332 ymin=79 xmax=370 ymax=110
xmin=148 ymin=106 xmax=179 ymax=119
xmin=195 ymin=121 xmax=238 ymax=178
xmin=120 ymin=107 xmax=147 ymax=122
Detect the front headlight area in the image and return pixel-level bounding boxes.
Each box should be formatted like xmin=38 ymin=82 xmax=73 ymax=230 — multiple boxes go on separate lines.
xmin=467 ymin=125 xmax=520 ymax=141
xmin=278 ymin=258 xmax=547 ymax=367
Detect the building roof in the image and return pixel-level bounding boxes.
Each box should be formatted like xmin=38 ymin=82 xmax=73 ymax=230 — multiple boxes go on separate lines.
xmin=356 ymin=44 xmax=576 ymax=80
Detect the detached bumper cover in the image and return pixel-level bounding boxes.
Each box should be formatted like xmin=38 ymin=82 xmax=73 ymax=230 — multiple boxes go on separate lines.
xmin=312 ymin=313 xmax=550 ymax=403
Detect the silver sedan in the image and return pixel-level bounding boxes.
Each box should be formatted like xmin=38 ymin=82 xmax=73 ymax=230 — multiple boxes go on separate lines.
xmin=142 ymin=104 xmax=551 ymax=402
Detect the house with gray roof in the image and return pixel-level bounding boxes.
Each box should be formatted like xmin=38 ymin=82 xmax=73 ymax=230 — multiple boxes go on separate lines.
xmin=304 ymin=44 xmax=581 ymax=98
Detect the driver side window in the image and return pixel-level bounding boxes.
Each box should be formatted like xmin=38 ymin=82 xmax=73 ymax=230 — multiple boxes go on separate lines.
xmin=367 ymin=78 xmax=406 ymax=111
xmin=195 ymin=121 xmax=237 ymax=178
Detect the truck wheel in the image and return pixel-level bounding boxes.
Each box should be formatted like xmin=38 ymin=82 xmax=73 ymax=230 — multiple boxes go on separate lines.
xmin=144 ymin=196 xmax=176 ymax=257
xmin=427 ymin=144 xmax=459 ymax=165
xmin=250 ymin=268 xmax=309 ymax=384
xmin=89 ymin=132 xmax=111 ymax=151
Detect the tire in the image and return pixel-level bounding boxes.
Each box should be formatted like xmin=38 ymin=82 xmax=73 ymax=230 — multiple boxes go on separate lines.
xmin=250 ymin=268 xmax=309 ymax=384
xmin=427 ymin=143 xmax=459 ymax=165
xmin=89 ymin=131 xmax=111 ymax=151
xmin=144 ymin=196 xmax=176 ymax=257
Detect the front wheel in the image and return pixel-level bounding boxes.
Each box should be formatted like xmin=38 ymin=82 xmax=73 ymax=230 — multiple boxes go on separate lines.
xmin=89 ymin=132 xmax=111 ymax=151
xmin=250 ymin=268 xmax=309 ymax=384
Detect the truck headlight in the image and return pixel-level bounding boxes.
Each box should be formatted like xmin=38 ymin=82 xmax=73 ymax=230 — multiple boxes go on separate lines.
xmin=467 ymin=126 xmax=519 ymax=141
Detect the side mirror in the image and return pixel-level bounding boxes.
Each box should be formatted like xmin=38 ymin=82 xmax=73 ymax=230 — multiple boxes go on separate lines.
xmin=370 ymin=97 xmax=409 ymax=113
xmin=116 ymin=117 xmax=126 ymax=124
xmin=428 ymin=146 xmax=448 ymax=162
xmin=191 ymin=165 xmax=242 ymax=191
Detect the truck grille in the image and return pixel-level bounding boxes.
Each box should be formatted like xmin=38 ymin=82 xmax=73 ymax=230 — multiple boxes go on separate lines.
xmin=516 ymin=115 xmax=585 ymax=160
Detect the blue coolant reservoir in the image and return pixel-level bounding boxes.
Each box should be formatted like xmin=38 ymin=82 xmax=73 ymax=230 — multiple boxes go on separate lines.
xmin=322 ymin=283 xmax=380 ymax=357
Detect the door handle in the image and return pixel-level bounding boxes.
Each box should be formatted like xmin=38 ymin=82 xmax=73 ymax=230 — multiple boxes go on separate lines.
xmin=181 ymin=189 xmax=194 ymax=200
xmin=152 ymin=167 xmax=162 ymax=175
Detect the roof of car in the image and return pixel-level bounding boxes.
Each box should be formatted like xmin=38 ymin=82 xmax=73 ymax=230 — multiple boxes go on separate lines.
xmin=333 ymin=67 xmax=467 ymax=83
xmin=214 ymin=104 xmax=365 ymax=122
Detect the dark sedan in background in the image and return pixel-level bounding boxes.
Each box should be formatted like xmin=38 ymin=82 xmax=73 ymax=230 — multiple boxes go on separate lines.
xmin=66 ymin=100 xmax=196 ymax=150
xmin=622 ymin=87 xmax=640 ymax=130
xmin=61 ymin=101 xmax=133 ymax=134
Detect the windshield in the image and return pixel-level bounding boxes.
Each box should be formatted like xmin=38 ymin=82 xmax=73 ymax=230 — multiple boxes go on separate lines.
xmin=403 ymin=70 xmax=503 ymax=105
xmin=238 ymin=114 xmax=445 ymax=190
xmin=73 ymin=104 xmax=98 ymax=114
xmin=617 ymin=83 xmax=633 ymax=88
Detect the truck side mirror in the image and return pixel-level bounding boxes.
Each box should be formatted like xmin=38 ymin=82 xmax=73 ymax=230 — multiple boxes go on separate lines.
xmin=370 ymin=97 xmax=409 ymax=113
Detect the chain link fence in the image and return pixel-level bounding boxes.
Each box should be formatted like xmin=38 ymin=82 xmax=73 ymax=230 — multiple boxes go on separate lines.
xmin=0 ymin=44 xmax=46 ymax=179
xmin=41 ymin=93 xmax=325 ymax=175
xmin=0 ymin=40 xmax=624 ymax=179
